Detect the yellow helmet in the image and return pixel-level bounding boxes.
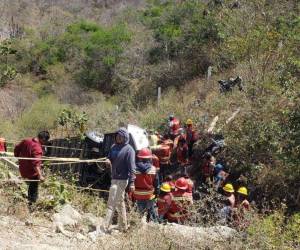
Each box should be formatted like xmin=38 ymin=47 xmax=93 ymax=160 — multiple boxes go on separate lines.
xmin=186 ymin=119 xmax=193 ymax=125
xmin=160 ymin=183 xmax=171 ymax=193
xmin=223 ymin=183 xmax=234 ymax=193
xmin=237 ymin=187 xmax=248 ymax=196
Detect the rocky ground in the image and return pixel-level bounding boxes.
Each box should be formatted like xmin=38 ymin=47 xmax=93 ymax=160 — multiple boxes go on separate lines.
xmin=0 ymin=202 xmax=237 ymax=250
xmin=0 ymin=215 xmax=90 ymax=250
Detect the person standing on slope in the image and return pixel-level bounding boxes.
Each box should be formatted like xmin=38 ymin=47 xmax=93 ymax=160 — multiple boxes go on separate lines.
xmin=14 ymin=131 xmax=50 ymax=207
xmin=133 ymin=148 xmax=159 ymax=222
xmin=102 ymin=127 xmax=136 ymax=232
xmin=168 ymin=115 xmax=180 ymax=140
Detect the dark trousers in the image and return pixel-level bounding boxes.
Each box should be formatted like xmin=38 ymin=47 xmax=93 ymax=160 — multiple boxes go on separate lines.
xmin=27 ymin=181 xmax=39 ymax=204
xmin=136 ymin=200 xmax=158 ymax=222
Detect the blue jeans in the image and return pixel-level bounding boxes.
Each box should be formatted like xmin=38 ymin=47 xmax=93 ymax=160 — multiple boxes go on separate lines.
xmin=136 ymin=200 xmax=158 ymax=222
xmin=219 ymin=206 xmax=232 ymax=224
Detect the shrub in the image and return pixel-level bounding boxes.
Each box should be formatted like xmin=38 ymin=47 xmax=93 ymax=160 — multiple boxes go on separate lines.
xmin=16 ymin=96 xmax=66 ymax=138
xmin=141 ymin=0 xmax=227 ymax=89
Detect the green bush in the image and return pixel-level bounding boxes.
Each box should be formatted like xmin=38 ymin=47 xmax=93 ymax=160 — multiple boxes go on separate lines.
xmin=36 ymin=21 xmax=132 ymax=93
xmin=16 ymin=96 xmax=66 ymax=138
xmin=143 ymin=1 xmax=226 ymax=69
xmin=0 ymin=21 xmax=131 ymax=94
xmin=247 ymin=211 xmax=300 ymax=249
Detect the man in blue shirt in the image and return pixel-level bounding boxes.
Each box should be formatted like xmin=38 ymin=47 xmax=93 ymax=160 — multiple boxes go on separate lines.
xmin=102 ymin=127 xmax=135 ymax=232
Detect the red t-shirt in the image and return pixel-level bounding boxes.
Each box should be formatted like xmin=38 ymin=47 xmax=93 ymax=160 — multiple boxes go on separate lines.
xmin=186 ymin=128 xmax=199 ymax=144
xmin=0 ymin=138 xmax=7 ymax=152
xmin=169 ymin=118 xmax=180 ymax=135
xmin=176 ymin=144 xmax=189 ymax=164
xmin=14 ymin=138 xmax=43 ymax=179
xmin=157 ymin=193 xmax=173 ymax=217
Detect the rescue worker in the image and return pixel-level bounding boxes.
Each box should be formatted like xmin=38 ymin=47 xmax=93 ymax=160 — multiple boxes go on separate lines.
xmin=176 ymin=135 xmax=189 ymax=175
xmin=152 ymin=153 xmax=160 ymax=171
xmin=185 ymin=119 xmax=199 ymax=159
xmin=201 ymin=152 xmax=216 ymax=186
xmin=236 ymin=187 xmax=250 ymax=210
xmin=173 ymin=128 xmax=185 ymax=149
xmin=167 ymin=177 xmax=193 ymax=223
xmin=219 ymin=183 xmax=235 ymax=224
xmin=102 ymin=127 xmax=136 ymax=233
xmin=151 ymin=142 xmax=171 ymax=181
xmin=162 ymin=137 xmax=174 ymax=152
xmin=164 ymin=175 xmax=175 ymax=191
xmin=214 ymin=162 xmax=229 ymax=191
xmin=157 ymin=183 xmax=173 ymax=222
xmin=168 ymin=115 xmax=180 ymax=140
xmin=233 ymin=186 xmax=250 ymax=230
xmin=0 ymin=137 xmax=7 ymax=152
xmin=133 ymin=148 xmax=159 ymax=222
xmin=14 ymin=131 xmax=50 ymax=206
xmin=184 ymin=174 xmax=194 ymax=198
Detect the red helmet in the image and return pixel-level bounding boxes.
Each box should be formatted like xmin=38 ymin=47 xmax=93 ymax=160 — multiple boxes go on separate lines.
xmin=137 ymin=148 xmax=152 ymax=159
xmin=175 ymin=177 xmax=188 ymax=190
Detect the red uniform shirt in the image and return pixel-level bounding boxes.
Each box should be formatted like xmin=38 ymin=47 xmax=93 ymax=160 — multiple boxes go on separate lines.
xmin=201 ymin=158 xmax=215 ymax=177
xmin=176 ymin=144 xmax=189 ymax=165
xmin=14 ymin=138 xmax=43 ymax=179
xmin=169 ymin=118 xmax=180 ymax=136
xmin=133 ymin=164 xmax=157 ymax=200
xmin=157 ymin=192 xmax=173 ymax=217
xmin=0 ymin=138 xmax=7 ymax=152
xmin=152 ymin=144 xmax=171 ymax=165
xmin=167 ymin=190 xmax=193 ymax=223
xmin=186 ymin=128 xmax=199 ymax=144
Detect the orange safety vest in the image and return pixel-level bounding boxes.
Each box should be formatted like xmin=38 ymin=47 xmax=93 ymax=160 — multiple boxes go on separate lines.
xmin=133 ymin=165 xmax=157 ymax=200
xmin=167 ymin=191 xmax=193 ymax=223
xmin=152 ymin=144 xmax=171 ymax=165
xmin=157 ymin=193 xmax=173 ymax=217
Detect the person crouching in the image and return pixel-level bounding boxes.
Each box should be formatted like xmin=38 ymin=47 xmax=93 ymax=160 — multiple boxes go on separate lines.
xmin=133 ymin=148 xmax=159 ymax=222
xmin=157 ymin=183 xmax=173 ymax=223
xmin=166 ymin=177 xmax=193 ymax=224
xmin=219 ymin=183 xmax=235 ymax=224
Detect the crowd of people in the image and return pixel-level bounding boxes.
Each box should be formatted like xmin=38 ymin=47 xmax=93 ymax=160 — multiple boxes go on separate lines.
xmin=103 ymin=116 xmax=251 ymax=233
xmin=0 ymin=115 xmax=251 ymax=234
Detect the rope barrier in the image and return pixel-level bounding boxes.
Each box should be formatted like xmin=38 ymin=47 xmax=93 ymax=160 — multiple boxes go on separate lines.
xmin=43 ymin=145 xmax=83 ymax=151
xmin=0 ymin=154 xmax=107 ymax=164
xmin=3 ymin=141 xmax=84 ymax=151
xmin=0 ymin=140 xmax=111 ymax=194
xmin=43 ymin=162 xmax=83 ymax=166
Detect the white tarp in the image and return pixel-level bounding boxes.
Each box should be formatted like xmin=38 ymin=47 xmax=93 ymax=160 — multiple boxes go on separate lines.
xmin=127 ymin=124 xmax=149 ymax=151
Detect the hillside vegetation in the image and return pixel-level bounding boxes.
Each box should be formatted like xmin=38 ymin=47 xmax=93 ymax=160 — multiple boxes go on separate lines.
xmin=0 ymin=0 xmax=299 ymax=248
